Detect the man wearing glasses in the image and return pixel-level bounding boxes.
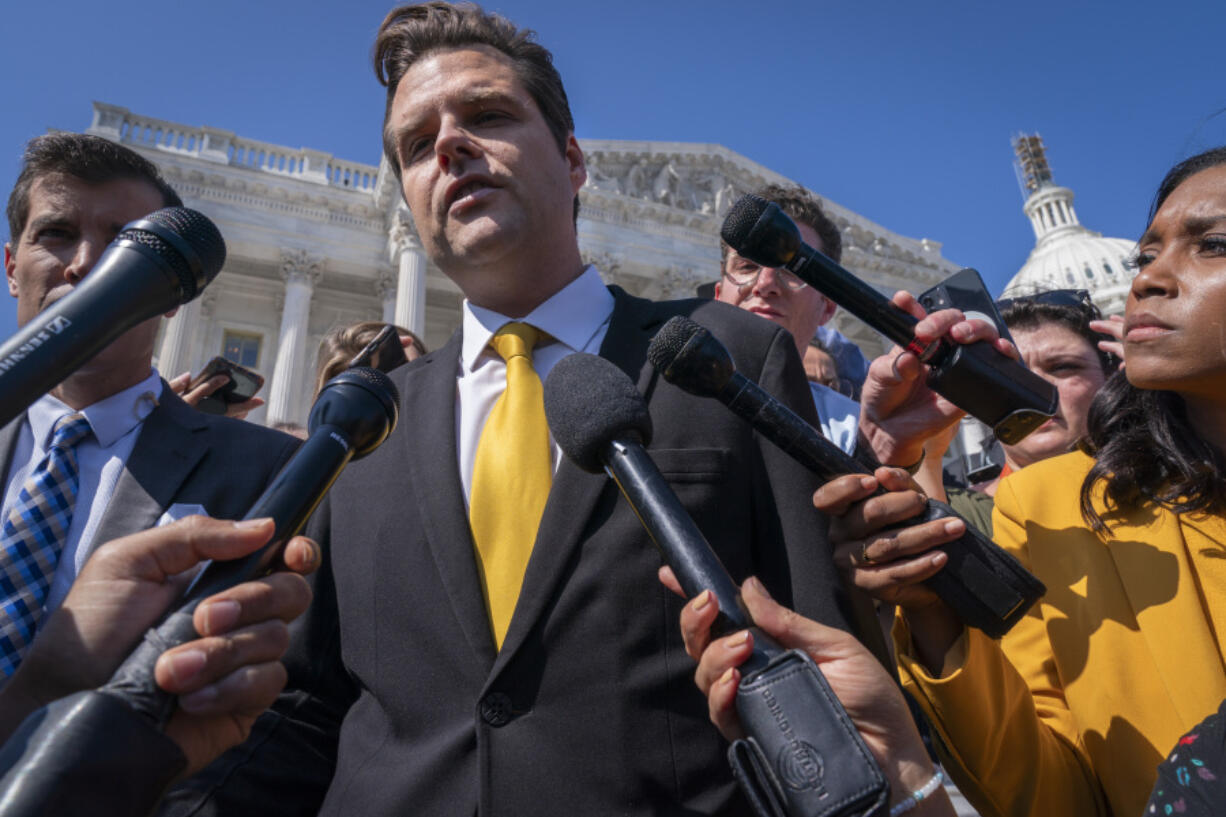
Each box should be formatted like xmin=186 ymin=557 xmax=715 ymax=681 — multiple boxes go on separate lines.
xmin=714 ymin=184 xmax=861 ymax=454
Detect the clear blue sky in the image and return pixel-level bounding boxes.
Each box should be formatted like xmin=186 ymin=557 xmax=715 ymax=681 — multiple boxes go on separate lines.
xmin=3 ymin=0 xmax=1224 ymax=343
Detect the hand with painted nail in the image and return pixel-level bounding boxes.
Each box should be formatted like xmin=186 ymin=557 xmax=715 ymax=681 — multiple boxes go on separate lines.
xmin=669 ymin=575 xmax=953 ymax=816
xmin=814 ymin=466 xmax=966 ymax=672
xmin=859 ymin=291 xmax=1017 ymax=468
xmin=0 ymin=515 xmax=318 ymax=775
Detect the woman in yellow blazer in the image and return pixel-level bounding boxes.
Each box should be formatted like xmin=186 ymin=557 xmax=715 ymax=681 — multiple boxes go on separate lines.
xmin=676 ymin=144 xmax=1226 ymax=817
xmin=879 ymin=145 xmax=1226 ymax=817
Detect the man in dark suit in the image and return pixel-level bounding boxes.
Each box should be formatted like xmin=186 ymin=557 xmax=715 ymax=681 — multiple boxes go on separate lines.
xmin=2 ymin=132 xmax=299 ymax=668
xmin=162 ymin=4 xmax=882 ymax=815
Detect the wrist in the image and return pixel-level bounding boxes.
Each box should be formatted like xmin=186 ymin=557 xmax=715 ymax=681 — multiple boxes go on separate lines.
xmin=887 ymin=761 xmax=945 ymax=816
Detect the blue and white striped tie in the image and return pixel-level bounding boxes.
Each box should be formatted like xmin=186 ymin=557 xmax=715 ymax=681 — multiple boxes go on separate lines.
xmin=0 ymin=413 xmax=92 ymax=676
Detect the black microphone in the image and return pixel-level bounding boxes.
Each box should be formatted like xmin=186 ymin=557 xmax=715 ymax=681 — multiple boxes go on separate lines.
xmin=100 ymin=365 xmax=400 ymax=727
xmin=0 ymin=367 xmax=399 ymax=817
xmin=544 ymin=353 xmax=780 ymax=675
xmin=545 ymin=354 xmax=890 ymax=815
xmin=0 ymin=207 xmax=226 ymax=428
xmin=721 ymin=194 xmax=1058 ymax=445
xmin=648 ymin=316 xmax=1045 ymax=638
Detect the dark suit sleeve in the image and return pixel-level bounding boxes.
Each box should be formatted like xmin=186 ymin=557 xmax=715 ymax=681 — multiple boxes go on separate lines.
xmin=158 ymin=498 xmax=354 ymax=816
xmin=743 ymin=323 xmax=892 ymax=668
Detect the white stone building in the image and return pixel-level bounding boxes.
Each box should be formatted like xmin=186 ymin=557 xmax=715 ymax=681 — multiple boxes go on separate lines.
xmin=1002 ymin=134 xmax=1135 ymax=315
xmin=86 ymin=102 xmax=960 ymax=427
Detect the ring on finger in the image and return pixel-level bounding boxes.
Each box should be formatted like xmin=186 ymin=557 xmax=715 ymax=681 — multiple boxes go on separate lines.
xmin=860 ymin=542 xmax=878 ymax=566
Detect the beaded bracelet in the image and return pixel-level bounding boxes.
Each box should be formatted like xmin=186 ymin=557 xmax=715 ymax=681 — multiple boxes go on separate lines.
xmin=889 ymin=769 xmax=945 ymax=817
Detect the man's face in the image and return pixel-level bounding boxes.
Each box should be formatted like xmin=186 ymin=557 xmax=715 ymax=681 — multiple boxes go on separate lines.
xmin=5 ymin=173 xmax=168 ymax=375
xmin=387 ymin=46 xmax=586 ymax=300
xmin=715 ymin=222 xmax=836 ymax=355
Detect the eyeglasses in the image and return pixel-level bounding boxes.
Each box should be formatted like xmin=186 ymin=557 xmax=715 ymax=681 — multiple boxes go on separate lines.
xmin=996 ymin=288 xmax=1101 ymax=321
xmin=722 ymin=255 xmax=809 ymax=292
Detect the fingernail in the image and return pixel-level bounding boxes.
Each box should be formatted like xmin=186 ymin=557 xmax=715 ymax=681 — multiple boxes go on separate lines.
xmin=728 ymin=630 xmax=751 ymax=648
xmin=719 ymin=667 xmax=738 ymax=687
xmin=860 ymin=476 xmax=877 ymax=490
xmin=200 ymin=600 xmax=241 ymax=635
xmin=166 ymin=649 xmax=206 ymax=686
xmin=234 ymin=517 xmax=271 ymax=529
xmin=692 ymin=589 xmax=711 ymax=612
xmin=179 ymin=683 xmax=219 ymax=713
xmin=746 ymin=576 xmax=772 ymax=600
xmin=944 ymin=519 xmax=964 ymax=535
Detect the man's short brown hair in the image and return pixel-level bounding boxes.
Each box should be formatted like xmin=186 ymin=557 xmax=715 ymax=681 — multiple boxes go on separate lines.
xmin=721 ymin=183 xmax=842 ymax=266
xmin=6 ymin=132 xmax=181 ymax=248
xmin=373 ymin=2 xmax=575 ymax=182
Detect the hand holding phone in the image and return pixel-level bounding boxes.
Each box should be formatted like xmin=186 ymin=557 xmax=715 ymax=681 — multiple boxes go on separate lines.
xmin=172 ymin=357 xmax=266 ymax=418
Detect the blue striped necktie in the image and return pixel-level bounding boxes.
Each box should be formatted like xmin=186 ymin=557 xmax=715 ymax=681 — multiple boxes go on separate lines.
xmin=0 ymin=413 xmax=93 ymax=676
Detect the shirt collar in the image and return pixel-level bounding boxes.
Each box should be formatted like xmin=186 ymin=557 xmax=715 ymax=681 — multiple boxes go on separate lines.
xmin=28 ymin=369 xmax=164 ymax=451
xmin=460 ymin=265 xmax=615 ymax=371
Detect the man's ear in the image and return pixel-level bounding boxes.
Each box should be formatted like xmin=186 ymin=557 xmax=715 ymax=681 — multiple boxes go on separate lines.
xmin=816 ymin=296 xmax=837 ymax=326
xmin=566 ymin=134 xmax=586 ymax=194
xmin=4 ymin=243 xmax=17 ymax=298
xmin=713 ymin=280 xmax=723 ymax=300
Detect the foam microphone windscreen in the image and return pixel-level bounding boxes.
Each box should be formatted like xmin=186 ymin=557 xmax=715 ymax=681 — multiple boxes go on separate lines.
xmin=720 ymin=194 xmax=771 ymax=255
xmin=543 ymin=353 xmax=653 ymax=473
xmin=645 ymin=315 xmax=698 ymax=374
xmin=124 ymin=207 xmax=227 ymax=300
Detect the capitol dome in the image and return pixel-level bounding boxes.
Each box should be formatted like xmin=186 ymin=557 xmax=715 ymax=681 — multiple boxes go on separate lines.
xmin=1001 ymin=135 xmax=1135 ymax=316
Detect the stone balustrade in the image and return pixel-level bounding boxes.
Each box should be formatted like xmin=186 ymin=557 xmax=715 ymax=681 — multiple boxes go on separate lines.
xmin=88 ymin=102 xmax=378 ymax=192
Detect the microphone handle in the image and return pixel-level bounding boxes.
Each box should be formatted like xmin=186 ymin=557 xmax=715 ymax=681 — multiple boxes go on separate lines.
xmin=783 ymin=246 xmax=923 ymax=351
xmin=781 ymin=244 xmax=1058 ymax=442
xmin=0 ymin=240 xmax=185 ymax=428
xmin=714 ymin=370 xmax=1044 ymax=636
xmin=602 ymin=437 xmax=781 ymax=675
xmin=99 ymin=425 xmax=355 ymax=729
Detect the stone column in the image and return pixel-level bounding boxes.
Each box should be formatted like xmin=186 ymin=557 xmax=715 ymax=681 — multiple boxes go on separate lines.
xmin=389 ymin=220 xmax=427 ymax=336
xmin=156 ymin=296 xmax=202 ymax=379
xmin=377 ymin=272 xmax=397 ymax=325
xmin=266 ymin=249 xmax=322 ymax=425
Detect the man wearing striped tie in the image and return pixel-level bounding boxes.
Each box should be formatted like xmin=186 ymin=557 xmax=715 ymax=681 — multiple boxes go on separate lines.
xmin=0 ymin=133 xmax=304 ymax=758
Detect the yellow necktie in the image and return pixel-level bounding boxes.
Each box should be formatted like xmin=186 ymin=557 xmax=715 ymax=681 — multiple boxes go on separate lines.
xmin=470 ymin=323 xmax=553 ymax=649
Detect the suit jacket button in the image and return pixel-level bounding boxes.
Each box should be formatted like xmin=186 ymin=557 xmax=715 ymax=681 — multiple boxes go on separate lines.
xmin=479 ymin=692 xmax=514 ymax=727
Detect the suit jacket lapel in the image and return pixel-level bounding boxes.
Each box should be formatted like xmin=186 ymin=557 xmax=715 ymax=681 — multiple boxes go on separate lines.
xmin=404 ymin=333 xmax=499 ymax=667
xmin=0 ymin=417 xmax=22 ymax=495
xmin=495 ymin=289 xmax=666 ymax=669
xmin=92 ymin=387 xmax=208 ymax=548
xmin=1106 ymin=505 xmax=1226 ymax=726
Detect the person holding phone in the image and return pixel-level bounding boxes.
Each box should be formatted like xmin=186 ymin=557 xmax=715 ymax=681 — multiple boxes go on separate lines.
xmin=312 ymin=320 xmax=427 ymax=399
xmin=812 ymin=145 xmax=1226 ymax=817
xmin=167 ymin=357 xmax=266 ymax=420
xmin=2 ymin=133 xmax=300 ymax=682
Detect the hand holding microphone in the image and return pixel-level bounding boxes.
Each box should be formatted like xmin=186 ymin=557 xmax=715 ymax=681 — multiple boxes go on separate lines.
xmin=544 ymin=354 xmax=889 ymax=817
xmin=0 ymin=367 xmax=399 ymax=817
xmin=648 ymin=317 xmax=1044 ymax=638
xmin=720 ymin=195 xmax=1057 ymax=445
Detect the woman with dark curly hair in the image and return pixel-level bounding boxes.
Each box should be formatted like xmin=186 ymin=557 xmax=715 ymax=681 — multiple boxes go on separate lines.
xmin=682 ymin=144 xmax=1226 ymax=817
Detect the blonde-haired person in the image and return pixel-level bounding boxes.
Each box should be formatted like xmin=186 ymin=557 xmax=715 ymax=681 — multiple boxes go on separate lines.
xmin=313 ymin=321 xmax=426 ymax=398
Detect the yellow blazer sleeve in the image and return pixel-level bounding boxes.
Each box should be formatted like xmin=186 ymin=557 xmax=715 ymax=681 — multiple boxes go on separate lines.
xmin=894 ymin=474 xmax=1107 ymax=817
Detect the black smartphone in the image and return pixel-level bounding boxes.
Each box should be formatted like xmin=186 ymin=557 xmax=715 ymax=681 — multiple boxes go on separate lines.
xmin=347 ymin=324 xmax=409 ymax=374
xmin=918 ymin=268 xmax=1015 ymax=346
xmin=187 ymin=356 xmax=265 ymax=414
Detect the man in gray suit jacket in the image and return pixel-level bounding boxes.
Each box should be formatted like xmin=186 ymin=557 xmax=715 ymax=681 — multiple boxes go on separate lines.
xmin=2 ymin=132 xmax=299 ymax=668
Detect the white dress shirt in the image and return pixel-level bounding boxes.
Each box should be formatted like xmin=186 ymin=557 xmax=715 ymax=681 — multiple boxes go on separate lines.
xmin=456 ymin=266 xmax=614 ymax=504
xmin=809 ymin=380 xmax=860 ymax=456
xmin=1 ymin=370 xmax=162 ymax=612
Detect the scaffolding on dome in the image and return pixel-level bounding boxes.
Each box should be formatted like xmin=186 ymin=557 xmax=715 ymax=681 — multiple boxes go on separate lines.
xmin=1012 ymin=133 xmax=1054 ymax=197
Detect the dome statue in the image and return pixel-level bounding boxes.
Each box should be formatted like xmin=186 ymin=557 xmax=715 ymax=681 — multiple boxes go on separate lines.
xmin=1001 ymin=134 xmax=1134 ymax=316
